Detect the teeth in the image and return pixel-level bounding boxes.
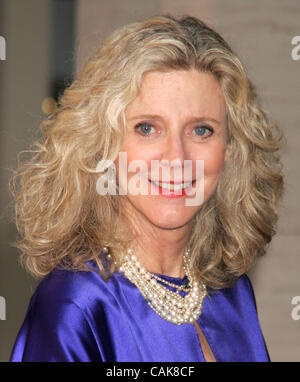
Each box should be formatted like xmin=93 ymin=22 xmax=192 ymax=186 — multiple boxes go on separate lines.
xmin=151 ymin=181 xmax=193 ymax=191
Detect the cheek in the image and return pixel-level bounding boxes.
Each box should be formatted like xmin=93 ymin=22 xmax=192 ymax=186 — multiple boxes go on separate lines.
xmin=205 ymin=148 xmax=226 ymax=176
xmin=191 ymin=143 xmax=227 ymax=178
xmin=121 ymin=140 xmax=154 ymax=163
xmin=119 ymin=142 xmax=162 ymax=178
xmin=117 ymin=143 xmax=154 ymax=189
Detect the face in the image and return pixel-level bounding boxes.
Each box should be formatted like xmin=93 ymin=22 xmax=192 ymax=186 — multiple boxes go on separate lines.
xmin=116 ymin=69 xmax=229 ymax=230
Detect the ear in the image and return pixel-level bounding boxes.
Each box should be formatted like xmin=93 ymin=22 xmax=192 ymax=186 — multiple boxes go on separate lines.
xmin=224 ymin=143 xmax=231 ymax=161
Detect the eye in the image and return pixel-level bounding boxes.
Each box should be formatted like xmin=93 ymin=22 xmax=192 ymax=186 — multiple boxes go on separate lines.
xmin=135 ymin=122 xmax=156 ymax=136
xmin=193 ymin=125 xmax=214 ymax=138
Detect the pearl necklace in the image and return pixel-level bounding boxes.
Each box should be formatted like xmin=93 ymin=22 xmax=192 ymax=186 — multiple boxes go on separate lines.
xmin=119 ymin=248 xmax=207 ymax=325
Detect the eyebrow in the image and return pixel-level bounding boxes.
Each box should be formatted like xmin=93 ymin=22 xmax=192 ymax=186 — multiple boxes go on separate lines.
xmin=127 ymin=114 xmax=222 ymax=125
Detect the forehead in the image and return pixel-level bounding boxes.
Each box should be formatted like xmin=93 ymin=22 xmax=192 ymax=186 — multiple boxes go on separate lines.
xmin=125 ymin=69 xmax=226 ymax=121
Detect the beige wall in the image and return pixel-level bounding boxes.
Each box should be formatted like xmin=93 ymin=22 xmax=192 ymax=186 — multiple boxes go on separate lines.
xmin=0 ymin=0 xmax=50 ymax=361
xmin=0 ymin=0 xmax=299 ymax=362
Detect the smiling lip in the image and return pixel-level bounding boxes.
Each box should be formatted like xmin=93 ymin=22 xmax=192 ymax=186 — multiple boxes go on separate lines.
xmin=149 ymin=179 xmax=196 ymax=198
xmin=149 ymin=180 xmax=195 ymax=184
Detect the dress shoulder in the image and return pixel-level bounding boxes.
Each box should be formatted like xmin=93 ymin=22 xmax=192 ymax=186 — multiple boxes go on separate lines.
xmin=10 ymin=265 xmax=115 ymax=362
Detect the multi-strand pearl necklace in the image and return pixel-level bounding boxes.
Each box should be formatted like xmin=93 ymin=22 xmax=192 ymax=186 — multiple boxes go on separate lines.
xmin=119 ymin=248 xmax=207 ymax=325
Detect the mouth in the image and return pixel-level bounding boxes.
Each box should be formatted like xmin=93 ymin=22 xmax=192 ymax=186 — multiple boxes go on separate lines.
xmin=149 ymin=179 xmax=196 ymax=197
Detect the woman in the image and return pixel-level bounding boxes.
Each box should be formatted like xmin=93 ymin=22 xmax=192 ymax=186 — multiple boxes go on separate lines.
xmin=9 ymin=15 xmax=284 ymax=362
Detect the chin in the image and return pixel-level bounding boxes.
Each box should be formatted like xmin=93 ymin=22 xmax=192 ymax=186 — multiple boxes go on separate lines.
xmin=123 ymin=195 xmax=200 ymax=231
xmin=146 ymin=211 xmax=195 ymax=231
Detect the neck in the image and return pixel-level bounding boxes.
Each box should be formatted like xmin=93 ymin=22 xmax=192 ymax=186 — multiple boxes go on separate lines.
xmin=122 ymin=204 xmax=193 ymax=278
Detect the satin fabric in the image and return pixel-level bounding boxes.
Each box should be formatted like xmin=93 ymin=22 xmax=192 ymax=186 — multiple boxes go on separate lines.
xmin=10 ymin=260 xmax=270 ymax=362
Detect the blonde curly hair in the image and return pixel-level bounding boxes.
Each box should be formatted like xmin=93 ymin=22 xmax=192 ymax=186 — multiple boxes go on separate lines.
xmin=9 ymin=15 xmax=284 ymax=289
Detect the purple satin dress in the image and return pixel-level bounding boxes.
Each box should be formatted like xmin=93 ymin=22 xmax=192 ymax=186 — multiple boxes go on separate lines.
xmin=10 ymin=260 xmax=270 ymax=362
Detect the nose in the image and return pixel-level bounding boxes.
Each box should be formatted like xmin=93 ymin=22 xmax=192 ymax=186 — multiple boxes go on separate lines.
xmin=156 ymin=131 xmax=191 ymax=182
xmin=160 ymin=131 xmax=187 ymax=165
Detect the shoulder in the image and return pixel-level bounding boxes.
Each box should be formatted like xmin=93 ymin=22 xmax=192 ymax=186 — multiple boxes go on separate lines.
xmin=29 ymin=261 xmax=121 ymax=315
xmin=206 ymin=274 xmax=258 ymax=312
xmin=11 ymin=263 xmax=114 ymax=361
xmin=221 ymin=273 xmax=256 ymax=297
xmin=233 ymin=273 xmax=257 ymax=305
xmin=201 ymin=274 xmax=269 ymax=362
xmin=237 ymin=273 xmax=259 ymax=311
xmin=230 ymin=273 xmax=255 ymax=293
